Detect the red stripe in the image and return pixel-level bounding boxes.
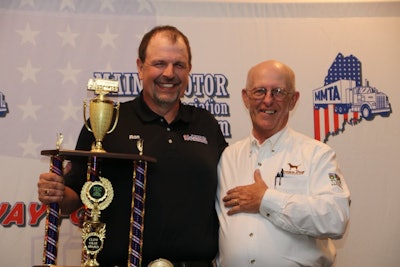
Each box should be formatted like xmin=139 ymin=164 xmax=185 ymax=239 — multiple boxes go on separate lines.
xmin=333 ymin=106 xmax=339 ymax=132
xmin=314 ymin=108 xmax=320 ymax=141
xmin=343 ymin=112 xmax=348 ymax=122
xmin=324 ymin=108 xmax=330 ymax=136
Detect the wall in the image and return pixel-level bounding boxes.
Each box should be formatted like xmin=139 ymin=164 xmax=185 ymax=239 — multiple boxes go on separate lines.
xmin=0 ymin=1 xmax=399 ymax=266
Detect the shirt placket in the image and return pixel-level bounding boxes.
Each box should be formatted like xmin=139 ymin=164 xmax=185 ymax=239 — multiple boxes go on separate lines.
xmin=247 ymin=140 xmax=274 ymax=266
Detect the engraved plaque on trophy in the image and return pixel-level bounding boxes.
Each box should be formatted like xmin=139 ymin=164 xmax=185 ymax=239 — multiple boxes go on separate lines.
xmin=81 ymin=177 xmax=114 ymax=267
xmin=84 ymin=78 xmax=120 ymax=152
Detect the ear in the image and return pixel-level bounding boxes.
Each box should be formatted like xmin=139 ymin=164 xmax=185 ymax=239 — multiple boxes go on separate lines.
xmin=289 ymin=91 xmax=300 ymax=110
xmin=242 ymin=89 xmax=250 ymax=109
xmin=136 ymin=58 xmax=143 ymax=79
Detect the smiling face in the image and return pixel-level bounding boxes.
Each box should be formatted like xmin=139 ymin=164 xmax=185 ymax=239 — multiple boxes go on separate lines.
xmin=242 ymin=60 xmax=299 ymax=143
xmin=137 ymin=31 xmax=192 ymax=119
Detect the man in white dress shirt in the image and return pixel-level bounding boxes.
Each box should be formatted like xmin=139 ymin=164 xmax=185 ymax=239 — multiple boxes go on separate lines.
xmin=216 ymin=60 xmax=350 ymax=267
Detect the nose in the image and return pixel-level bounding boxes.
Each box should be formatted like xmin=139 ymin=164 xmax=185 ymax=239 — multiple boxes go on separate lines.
xmin=162 ymin=63 xmax=175 ymax=78
xmin=262 ymin=90 xmax=274 ymax=104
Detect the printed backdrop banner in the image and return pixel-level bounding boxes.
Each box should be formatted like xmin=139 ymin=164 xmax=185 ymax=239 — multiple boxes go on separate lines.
xmin=1 ymin=1 xmax=399 ymax=266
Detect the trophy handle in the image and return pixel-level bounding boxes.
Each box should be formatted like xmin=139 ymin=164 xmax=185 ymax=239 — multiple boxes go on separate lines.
xmin=106 ymin=102 xmax=120 ymax=134
xmin=83 ymin=101 xmax=93 ymax=133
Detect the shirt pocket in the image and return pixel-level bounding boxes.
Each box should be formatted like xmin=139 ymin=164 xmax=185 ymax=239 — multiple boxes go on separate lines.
xmin=275 ymin=174 xmax=308 ymax=195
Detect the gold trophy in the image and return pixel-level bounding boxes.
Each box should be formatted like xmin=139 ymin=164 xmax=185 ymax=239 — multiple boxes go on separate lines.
xmin=81 ymin=177 xmax=114 ymax=267
xmin=84 ymin=78 xmax=120 ymax=152
xmin=38 ymin=77 xmax=156 ymax=267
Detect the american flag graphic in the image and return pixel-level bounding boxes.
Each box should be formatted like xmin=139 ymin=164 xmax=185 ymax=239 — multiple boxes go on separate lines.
xmin=313 ymin=53 xmax=362 ymax=142
xmin=312 ymin=53 xmax=392 ymax=143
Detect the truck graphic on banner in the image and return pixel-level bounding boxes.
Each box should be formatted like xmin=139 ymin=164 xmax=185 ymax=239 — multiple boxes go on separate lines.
xmin=314 ymin=79 xmax=391 ymax=120
xmin=313 ymin=53 xmax=392 ymax=142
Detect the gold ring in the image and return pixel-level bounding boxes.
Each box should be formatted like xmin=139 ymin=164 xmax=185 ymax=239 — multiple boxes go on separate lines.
xmin=235 ymin=199 xmax=239 ymax=206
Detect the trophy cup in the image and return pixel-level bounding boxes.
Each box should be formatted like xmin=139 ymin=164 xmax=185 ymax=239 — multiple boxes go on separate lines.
xmin=84 ymin=78 xmax=120 ymax=152
xmin=80 ymin=177 xmax=114 ymax=267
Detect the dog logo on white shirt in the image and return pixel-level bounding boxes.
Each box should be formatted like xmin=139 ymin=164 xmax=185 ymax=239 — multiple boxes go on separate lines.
xmin=284 ymin=163 xmax=304 ymax=175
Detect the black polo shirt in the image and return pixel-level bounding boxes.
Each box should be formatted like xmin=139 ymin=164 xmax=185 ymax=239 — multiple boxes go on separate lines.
xmin=65 ymin=93 xmax=228 ymax=266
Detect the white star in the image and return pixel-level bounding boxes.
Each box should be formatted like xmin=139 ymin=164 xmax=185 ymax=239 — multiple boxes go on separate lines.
xmin=59 ymin=98 xmax=81 ymax=121
xmin=137 ymin=0 xmax=153 ymax=13
xmin=97 ymin=26 xmax=118 ymax=48
xmin=19 ymin=0 xmax=35 ymax=8
xmin=18 ymin=97 xmax=41 ymax=120
xmin=16 ymin=23 xmax=40 ymax=45
xmin=19 ymin=135 xmax=41 ymax=158
xmin=17 ymin=60 xmax=41 ymax=83
xmin=57 ymin=25 xmax=80 ymax=47
xmin=100 ymin=0 xmax=116 ymax=12
xmin=58 ymin=62 xmax=82 ymax=84
xmin=60 ymin=0 xmax=76 ymax=11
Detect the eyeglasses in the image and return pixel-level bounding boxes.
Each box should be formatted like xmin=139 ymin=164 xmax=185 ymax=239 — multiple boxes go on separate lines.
xmin=246 ymin=87 xmax=290 ymax=101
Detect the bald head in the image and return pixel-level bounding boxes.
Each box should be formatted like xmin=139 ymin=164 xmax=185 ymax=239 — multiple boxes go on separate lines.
xmin=246 ymin=60 xmax=296 ymax=93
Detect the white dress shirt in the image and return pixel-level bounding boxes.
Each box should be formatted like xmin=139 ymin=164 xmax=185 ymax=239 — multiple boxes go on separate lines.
xmin=216 ymin=126 xmax=350 ymax=267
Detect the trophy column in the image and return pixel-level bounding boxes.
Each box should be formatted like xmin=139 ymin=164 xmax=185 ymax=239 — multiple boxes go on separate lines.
xmin=41 ymin=134 xmax=64 ymax=266
xmin=128 ymin=140 xmax=147 ymax=267
xmin=128 ymin=141 xmax=172 ymax=267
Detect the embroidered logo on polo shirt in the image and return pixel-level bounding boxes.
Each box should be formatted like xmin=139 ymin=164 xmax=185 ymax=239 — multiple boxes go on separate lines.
xmin=283 ymin=163 xmax=305 ymax=175
xmin=183 ymin=134 xmax=208 ymax=145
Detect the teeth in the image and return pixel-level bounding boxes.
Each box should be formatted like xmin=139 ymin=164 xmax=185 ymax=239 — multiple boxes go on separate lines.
xmin=160 ymin=83 xmax=174 ymax=88
xmin=264 ymin=110 xmax=275 ymax=114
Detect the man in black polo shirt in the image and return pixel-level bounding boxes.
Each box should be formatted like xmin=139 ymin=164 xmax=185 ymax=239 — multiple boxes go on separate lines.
xmin=37 ymin=25 xmax=227 ymax=267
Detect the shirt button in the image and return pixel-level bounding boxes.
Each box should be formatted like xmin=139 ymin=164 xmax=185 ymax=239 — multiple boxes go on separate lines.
xmin=250 ymin=259 xmax=256 ymax=264
xmin=257 ymin=162 xmax=262 ymax=166
xmin=168 ymin=139 xmax=173 ymax=144
xmin=249 ymin=232 xmax=254 ymax=237
xmin=166 ymin=127 xmax=171 ymax=131
xmin=266 ymin=213 xmax=270 ymax=217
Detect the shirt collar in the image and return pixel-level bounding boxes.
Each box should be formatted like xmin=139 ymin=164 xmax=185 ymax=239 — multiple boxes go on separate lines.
xmin=135 ymin=92 xmax=191 ymax=124
xmin=250 ymin=126 xmax=289 ymax=154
